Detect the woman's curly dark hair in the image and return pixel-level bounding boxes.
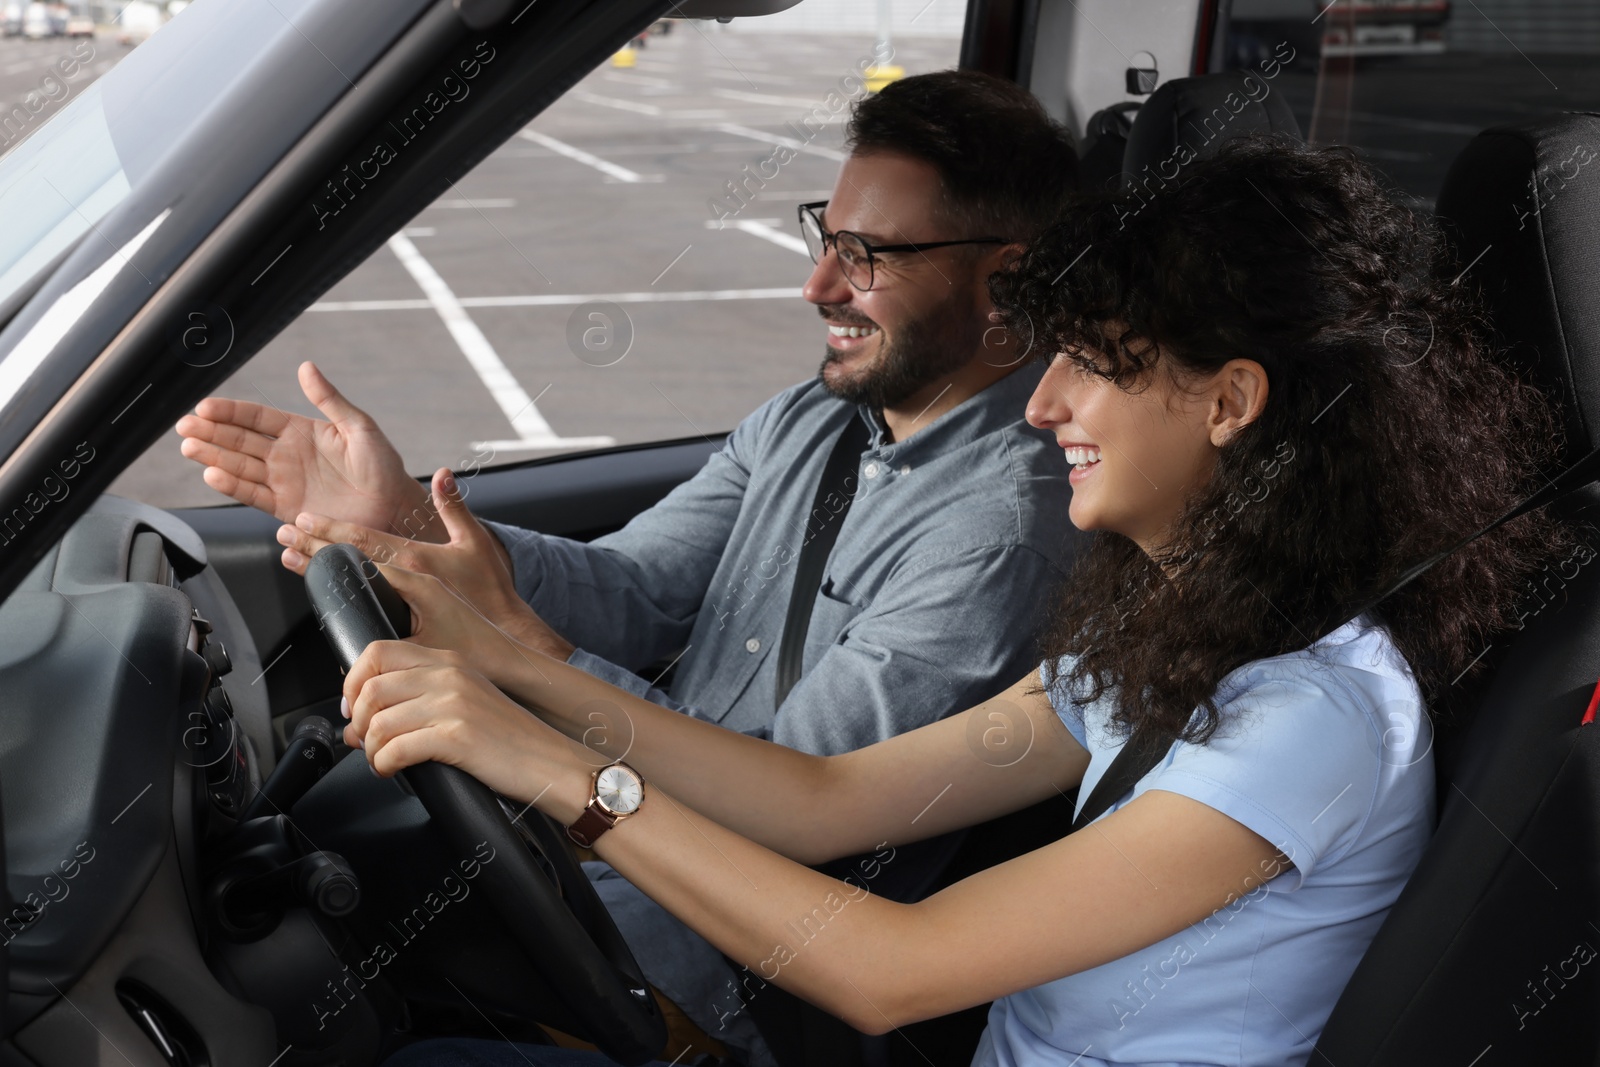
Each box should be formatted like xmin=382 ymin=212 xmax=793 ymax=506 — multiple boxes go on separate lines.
xmin=989 ymin=137 xmax=1584 ymax=746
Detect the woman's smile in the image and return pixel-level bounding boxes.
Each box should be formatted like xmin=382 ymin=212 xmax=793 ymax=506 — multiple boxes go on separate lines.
xmin=1061 ymin=441 xmax=1103 ymax=484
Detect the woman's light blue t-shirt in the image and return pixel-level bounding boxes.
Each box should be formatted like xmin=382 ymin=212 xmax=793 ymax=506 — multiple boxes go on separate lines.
xmin=972 ymin=616 xmax=1435 ymax=1067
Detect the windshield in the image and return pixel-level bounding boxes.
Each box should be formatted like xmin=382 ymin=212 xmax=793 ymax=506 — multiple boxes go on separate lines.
xmin=0 ymin=0 xmax=317 ymax=314
xmin=0 ymin=83 xmax=125 ymax=305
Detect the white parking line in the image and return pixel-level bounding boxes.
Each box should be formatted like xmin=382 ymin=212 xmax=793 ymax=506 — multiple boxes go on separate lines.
xmin=722 ymin=219 xmax=810 ymax=257
xmin=567 ymin=89 xmax=662 ymax=116
xmin=602 ymin=72 xmax=675 ymax=89
xmin=707 ymin=69 xmax=796 ymax=85
xmin=711 ymin=88 xmax=827 ymax=108
xmin=711 ymin=122 xmax=847 ymax=162
xmin=428 ymin=198 xmax=516 ymax=209
xmin=517 ymin=129 xmax=659 ymax=183
xmin=308 ymin=287 xmax=802 ymax=312
xmin=385 ymin=234 xmax=614 ymax=452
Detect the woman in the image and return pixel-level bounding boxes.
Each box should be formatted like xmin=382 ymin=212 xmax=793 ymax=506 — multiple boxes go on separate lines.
xmin=342 ymin=140 xmax=1575 ymax=1066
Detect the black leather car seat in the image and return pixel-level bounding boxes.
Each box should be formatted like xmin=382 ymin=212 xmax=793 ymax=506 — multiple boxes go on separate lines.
xmin=1078 ymin=70 xmax=1302 ymax=192
xmin=1314 ymin=113 xmax=1600 ymax=1065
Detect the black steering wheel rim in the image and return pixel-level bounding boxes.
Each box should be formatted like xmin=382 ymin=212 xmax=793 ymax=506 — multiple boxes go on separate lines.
xmin=304 ymin=543 xmax=666 ymax=1064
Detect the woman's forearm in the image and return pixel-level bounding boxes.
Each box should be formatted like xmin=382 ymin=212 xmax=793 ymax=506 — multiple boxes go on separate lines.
xmin=496 ymin=647 xmax=850 ymax=863
xmin=533 ymin=750 xmax=925 ymax=1035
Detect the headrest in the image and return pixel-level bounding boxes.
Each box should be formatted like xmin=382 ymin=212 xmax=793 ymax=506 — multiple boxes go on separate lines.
xmin=1120 ymin=72 xmax=1301 ymax=190
xmin=1435 ymin=114 xmax=1600 ymax=460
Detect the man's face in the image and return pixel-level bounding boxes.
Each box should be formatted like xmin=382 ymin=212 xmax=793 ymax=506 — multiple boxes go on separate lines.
xmin=802 ymin=151 xmax=997 ymax=409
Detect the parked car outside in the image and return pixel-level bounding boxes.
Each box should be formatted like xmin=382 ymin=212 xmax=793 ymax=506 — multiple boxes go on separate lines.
xmin=19 ymin=1 xmax=51 ymax=38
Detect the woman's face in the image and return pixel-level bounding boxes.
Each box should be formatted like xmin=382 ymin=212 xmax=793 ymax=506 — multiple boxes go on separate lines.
xmin=1024 ymin=346 xmax=1268 ymax=556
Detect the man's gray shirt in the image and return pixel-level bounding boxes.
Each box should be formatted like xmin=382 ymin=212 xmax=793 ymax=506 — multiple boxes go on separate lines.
xmin=484 ymin=363 xmax=1078 ymax=755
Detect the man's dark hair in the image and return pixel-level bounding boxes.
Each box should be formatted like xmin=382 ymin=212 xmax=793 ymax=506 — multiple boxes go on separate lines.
xmin=845 ymin=70 xmax=1078 ymax=241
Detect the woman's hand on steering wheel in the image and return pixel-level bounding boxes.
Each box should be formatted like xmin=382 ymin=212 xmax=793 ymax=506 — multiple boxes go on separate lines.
xmin=385 ymin=558 xmax=555 ymax=697
xmin=342 ymin=640 xmax=587 ymax=818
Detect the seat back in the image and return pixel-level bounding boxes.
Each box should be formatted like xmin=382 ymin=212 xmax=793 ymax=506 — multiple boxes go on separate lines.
xmin=1118 ymin=71 xmax=1300 ymax=189
xmin=1078 ymin=72 xmax=1301 ymax=193
xmin=1315 ymin=114 xmax=1600 ymax=1065
xmin=1076 ymin=100 xmax=1140 ymax=191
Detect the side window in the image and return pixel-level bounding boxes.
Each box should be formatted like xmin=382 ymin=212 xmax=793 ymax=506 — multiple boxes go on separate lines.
xmin=110 ymin=9 xmax=962 ymax=507
xmin=1222 ymin=0 xmax=1599 ymax=205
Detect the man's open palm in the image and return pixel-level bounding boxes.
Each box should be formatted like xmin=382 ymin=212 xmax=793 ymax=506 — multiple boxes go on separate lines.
xmin=176 ymin=361 xmax=435 ymax=540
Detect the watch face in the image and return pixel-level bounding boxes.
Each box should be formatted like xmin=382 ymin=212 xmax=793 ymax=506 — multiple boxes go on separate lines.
xmin=596 ymin=764 xmax=644 ymax=815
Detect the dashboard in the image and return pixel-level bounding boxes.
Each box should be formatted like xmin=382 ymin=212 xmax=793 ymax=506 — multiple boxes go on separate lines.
xmin=0 ymin=497 xmax=591 ymax=1065
xmin=0 ymin=497 xmax=280 ymax=1064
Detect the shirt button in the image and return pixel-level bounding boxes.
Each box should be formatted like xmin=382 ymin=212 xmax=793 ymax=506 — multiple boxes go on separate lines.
xmin=899 ymin=464 xmax=911 ymax=476
xmin=745 ymin=637 xmax=761 ymax=653
xmin=864 ymin=462 xmax=880 ymax=478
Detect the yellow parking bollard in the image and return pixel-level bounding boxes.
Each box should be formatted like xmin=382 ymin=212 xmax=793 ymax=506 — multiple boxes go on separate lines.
xmin=864 ymin=65 xmax=904 ymax=92
xmin=612 ymin=47 xmax=637 ymax=68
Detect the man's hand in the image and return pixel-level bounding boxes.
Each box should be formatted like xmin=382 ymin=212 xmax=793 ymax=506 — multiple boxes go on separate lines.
xmin=278 ymin=467 xmax=575 ymax=662
xmin=176 ymin=360 xmax=438 ymax=541
xmin=368 ymin=564 xmax=553 ymax=695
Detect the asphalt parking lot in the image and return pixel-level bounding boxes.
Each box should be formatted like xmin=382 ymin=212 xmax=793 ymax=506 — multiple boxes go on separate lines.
xmin=102 ymin=27 xmax=964 ymax=507
xmin=0 ymin=25 xmax=1594 ymax=509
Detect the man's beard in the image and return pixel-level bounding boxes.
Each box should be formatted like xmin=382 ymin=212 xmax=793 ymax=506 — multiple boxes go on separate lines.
xmin=817 ymin=306 xmax=976 ymax=409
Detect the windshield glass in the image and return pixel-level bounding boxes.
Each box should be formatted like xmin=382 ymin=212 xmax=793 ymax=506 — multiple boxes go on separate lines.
xmin=0 ymin=83 xmax=126 ymax=304
xmin=0 ymin=0 xmax=316 ymax=314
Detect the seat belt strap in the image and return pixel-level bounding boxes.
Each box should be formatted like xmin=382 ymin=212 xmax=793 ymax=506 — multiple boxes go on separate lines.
xmin=775 ymin=413 xmax=872 ymax=709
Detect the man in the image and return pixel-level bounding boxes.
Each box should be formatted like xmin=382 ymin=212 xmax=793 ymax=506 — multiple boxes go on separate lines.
xmin=178 ymin=70 xmax=1081 ymax=1064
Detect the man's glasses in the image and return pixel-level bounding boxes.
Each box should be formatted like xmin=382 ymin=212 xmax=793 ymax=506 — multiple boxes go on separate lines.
xmin=796 ymin=201 xmax=1012 ymax=292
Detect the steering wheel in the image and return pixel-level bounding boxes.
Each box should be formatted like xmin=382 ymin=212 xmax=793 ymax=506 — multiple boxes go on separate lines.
xmin=304 ymin=543 xmax=666 ymax=1065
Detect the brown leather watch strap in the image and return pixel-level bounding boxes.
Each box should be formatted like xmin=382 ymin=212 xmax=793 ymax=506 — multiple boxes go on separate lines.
xmin=566 ymin=800 xmax=616 ymax=848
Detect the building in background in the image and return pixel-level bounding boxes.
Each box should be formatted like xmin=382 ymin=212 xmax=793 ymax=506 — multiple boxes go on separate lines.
xmin=1443 ymin=0 xmax=1599 ymax=53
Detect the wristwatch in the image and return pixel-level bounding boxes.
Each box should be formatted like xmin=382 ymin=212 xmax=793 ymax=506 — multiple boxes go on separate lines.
xmin=566 ymin=761 xmax=646 ymax=847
